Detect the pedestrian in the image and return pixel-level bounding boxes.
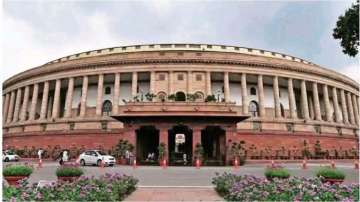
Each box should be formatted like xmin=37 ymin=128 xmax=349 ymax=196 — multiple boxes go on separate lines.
xmin=62 ymin=150 xmax=69 ymax=163
xmin=38 ymin=148 xmax=43 ymax=161
xmin=125 ymin=150 xmax=130 ymax=165
xmin=58 ymin=151 xmax=63 ymax=165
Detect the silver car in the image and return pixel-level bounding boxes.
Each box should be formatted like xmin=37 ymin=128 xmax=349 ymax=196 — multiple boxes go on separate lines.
xmin=78 ymin=150 xmax=116 ymax=166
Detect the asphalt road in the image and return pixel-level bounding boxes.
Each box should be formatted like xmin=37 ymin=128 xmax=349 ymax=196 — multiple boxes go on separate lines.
xmin=3 ymin=162 xmax=359 ymax=186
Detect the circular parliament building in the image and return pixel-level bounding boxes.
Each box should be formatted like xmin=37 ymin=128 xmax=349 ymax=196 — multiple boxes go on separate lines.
xmin=3 ymin=44 xmax=359 ymax=165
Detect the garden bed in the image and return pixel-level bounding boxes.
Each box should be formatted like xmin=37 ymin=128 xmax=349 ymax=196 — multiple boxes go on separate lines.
xmin=3 ymin=173 xmax=138 ymax=201
xmin=212 ymin=172 xmax=359 ymax=201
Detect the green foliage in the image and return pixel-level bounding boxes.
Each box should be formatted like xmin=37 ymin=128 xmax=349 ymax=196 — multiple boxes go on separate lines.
xmin=3 ymin=173 xmax=138 ymax=201
xmin=3 ymin=165 xmax=33 ymax=176
xmin=186 ymin=93 xmax=200 ymax=102
xmin=205 ymin=94 xmax=217 ymax=102
xmin=114 ymin=139 xmax=134 ymax=158
xmin=229 ymin=141 xmax=246 ymax=165
xmin=145 ymin=93 xmax=156 ymax=101
xmin=212 ymin=172 xmax=243 ymax=197
xmin=56 ymin=166 xmax=84 ymax=177
xmin=333 ymin=0 xmax=359 ymax=56
xmin=264 ymin=167 xmax=290 ymax=179
xmin=167 ymin=94 xmax=176 ymax=101
xmin=212 ymin=172 xmax=359 ymax=201
xmin=194 ymin=143 xmax=204 ymax=159
xmin=316 ymin=166 xmax=346 ymax=180
xmin=158 ymin=142 xmax=167 ymax=160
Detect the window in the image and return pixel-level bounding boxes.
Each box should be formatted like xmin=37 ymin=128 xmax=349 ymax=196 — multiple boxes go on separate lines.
xmin=158 ymin=74 xmax=165 ymax=81
xmin=249 ymin=101 xmax=259 ymax=117
xmin=250 ymin=87 xmax=257 ymax=95
xmin=97 ymin=50 xmax=102 ymax=53
xmin=122 ymin=47 xmax=126 ymax=50
xmin=149 ymin=45 xmax=155 ymax=48
xmin=102 ymin=100 xmax=112 ymax=116
xmin=248 ymin=48 xmax=253 ymax=52
xmin=175 ymin=92 xmax=186 ymax=101
xmin=195 ymin=91 xmax=204 ymax=101
xmin=260 ymin=50 xmax=264 ymax=54
xmin=135 ymin=45 xmax=141 ymax=49
xmin=207 ymin=45 xmax=212 ymax=48
xmin=234 ymin=47 xmax=239 ymax=50
xmin=221 ymin=46 xmax=226 ymax=49
xmin=196 ymin=74 xmax=202 ymax=81
xmin=105 ymin=87 xmax=111 ymax=95
xmin=157 ymin=92 xmax=167 ymax=102
xmin=177 ymin=74 xmax=184 ymax=81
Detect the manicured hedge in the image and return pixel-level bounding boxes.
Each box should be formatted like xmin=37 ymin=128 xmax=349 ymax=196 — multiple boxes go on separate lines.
xmin=3 ymin=165 xmax=33 ymax=176
xmin=56 ymin=167 xmax=83 ymax=177
xmin=316 ymin=166 xmax=345 ymax=179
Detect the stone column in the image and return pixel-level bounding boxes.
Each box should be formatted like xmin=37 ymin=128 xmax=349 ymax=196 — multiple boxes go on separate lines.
xmin=159 ymin=127 xmax=169 ymax=162
xmin=80 ymin=76 xmax=88 ymax=118
xmin=224 ymin=72 xmax=230 ymax=102
xmin=312 ymin=83 xmax=322 ymax=121
xmin=64 ymin=77 xmax=74 ymax=118
xmin=323 ymin=84 xmax=332 ymax=122
xmin=347 ymin=92 xmax=355 ymax=125
xmin=6 ymin=91 xmax=16 ymax=123
xmin=288 ymin=78 xmax=297 ymax=119
xmin=187 ymin=71 xmax=192 ymax=94
xmin=96 ymin=74 xmax=104 ymax=116
xmin=273 ymin=76 xmax=281 ymax=118
xmin=29 ymin=83 xmax=39 ymax=121
xmin=340 ymin=89 xmax=349 ymax=124
xmin=3 ymin=93 xmax=10 ymax=123
xmin=308 ymin=97 xmax=314 ymax=119
xmin=300 ymin=80 xmax=309 ymax=120
xmin=51 ymin=79 xmax=61 ymax=119
xmin=258 ymin=75 xmax=266 ymax=117
xmin=150 ymin=71 xmax=155 ymax=94
xmin=352 ymin=94 xmax=359 ymax=125
xmin=168 ymin=71 xmax=173 ymax=95
xmin=206 ymin=71 xmax=212 ymax=96
xmin=332 ymin=87 xmax=341 ymax=123
xmin=20 ymin=86 xmax=30 ymax=121
xmin=241 ymin=73 xmax=248 ymax=114
xmin=192 ymin=127 xmax=202 ymax=162
xmin=40 ymin=81 xmax=50 ymax=120
xmin=12 ymin=88 xmax=22 ymax=122
xmin=132 ymin=72 xmax=138 ymax=98
xmin=113 ymin=73 xmax=120 ymax=114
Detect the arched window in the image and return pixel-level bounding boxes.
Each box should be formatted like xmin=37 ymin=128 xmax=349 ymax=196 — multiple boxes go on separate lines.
xmin=102 ymin=100 xmax=112 ymax=116
xmin=280 ymin=103 xmax=285 ymax=117
xmin=105 ymin=87 xmax=111 ymax=95
xmin=250 ymin=87 xmax=257 ymax=95
xmin=249 ymin=101 xmax=259 ymax=117
xmin=157 ymin=92 xmax=167 ymax=102
xmin=195 ymin=91 xmax=204 ymax=102
xmin=175 ymin=91 xmax=186 ymax=101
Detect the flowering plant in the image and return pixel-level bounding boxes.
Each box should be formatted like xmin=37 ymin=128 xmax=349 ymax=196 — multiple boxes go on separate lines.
xmin=3 ymin=164 xmax=33 ymax=176
xmin=3 ymin=173 xmax=138 ymax=201
xmin=212 ymin=172 xmax=359 ymax=201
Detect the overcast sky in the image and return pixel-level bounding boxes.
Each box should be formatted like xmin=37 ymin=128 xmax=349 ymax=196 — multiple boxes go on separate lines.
xmin=2 ymin=0 xmax=359 ymax=83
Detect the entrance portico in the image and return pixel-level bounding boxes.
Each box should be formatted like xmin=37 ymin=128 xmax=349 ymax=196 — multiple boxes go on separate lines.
xmin=113 ymin=114 xmax=248 ymax=166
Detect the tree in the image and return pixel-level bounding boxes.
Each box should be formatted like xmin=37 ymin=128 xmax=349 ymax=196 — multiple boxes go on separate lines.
xmin=333 ymin=0 xmax=359 ymax=57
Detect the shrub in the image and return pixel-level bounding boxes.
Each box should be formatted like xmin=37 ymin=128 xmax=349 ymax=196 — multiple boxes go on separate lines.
xmin=264 ymin=166 xmax=290 ymax=179
xmin=212 ymin=173 xmax=359 ymax=201
xmin=212 ymin=172 xmax=243 ymax=197
xmin=316 ymin=166 xmax=345 ymax=180
xmin=3 ymin=165 xmax=33 ymax=176
xmin=56 ymin=166 xmax=83 ymax=177
xmin=3 ymin=173 xmax=138 ymax=201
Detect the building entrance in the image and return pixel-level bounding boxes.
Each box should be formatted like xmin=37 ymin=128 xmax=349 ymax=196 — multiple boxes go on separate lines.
xmin=168 ymin=125 xmax=193 ymax=165
xmin=136 ymin=126 xmax=159 ymax=164
xmin=201 ymin=126 xmax=226 ymax=166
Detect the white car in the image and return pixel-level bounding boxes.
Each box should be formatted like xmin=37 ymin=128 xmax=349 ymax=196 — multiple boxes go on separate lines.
xmin=79 ymin=150 xmax=116 ymax=166
xmin=3 ymin=150 xmax=20 ymax=162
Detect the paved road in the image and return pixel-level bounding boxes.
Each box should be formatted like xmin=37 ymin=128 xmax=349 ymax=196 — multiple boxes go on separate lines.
xmin=4 ymin=161 xmax=358 ymax=186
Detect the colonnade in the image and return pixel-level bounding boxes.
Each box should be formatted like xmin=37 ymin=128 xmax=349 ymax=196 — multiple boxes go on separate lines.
xmin=3 ymin=71 xmax=360 ymax=126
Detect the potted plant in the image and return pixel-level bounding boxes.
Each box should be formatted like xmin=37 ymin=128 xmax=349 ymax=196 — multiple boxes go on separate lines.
xmin=194 ymin=143 xmax=204 ymax=166
xmin=3 ymin=164 xmax=33 ymax=186
xmin=145 ymin=93 xmax=156 ymax=101
xmin=264 ymin=165 xmax=290 ymax=180
xmin=205 ymin=94 xmax=216 ymax=102
xmin=316 ymin=166 xmax=345 ymax=184
xmin=115 ymin=139 xmax=130 ymax=164
xmin=158 ymin=142 xmax=167 ymax=165
xmin=167 ymin=94 xmax=176 ymax=101
xmin=230 ymin=142 xmax=246 ymax=166
xmin=56 ymin=164 xmax=84 ymax=182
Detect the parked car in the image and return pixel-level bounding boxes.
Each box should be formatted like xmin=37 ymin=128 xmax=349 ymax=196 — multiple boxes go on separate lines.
xmin=3 ymin=150 xmax=20 ymax=162
xmin=78 ymin=150 xmax=116 ymax=166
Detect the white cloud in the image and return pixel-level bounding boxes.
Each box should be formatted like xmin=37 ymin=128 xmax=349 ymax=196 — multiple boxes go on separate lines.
xmin=2 ymin=9 xmax=130 ymax=82
xmin=341 ymin=63 xmax=360 ymax=83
